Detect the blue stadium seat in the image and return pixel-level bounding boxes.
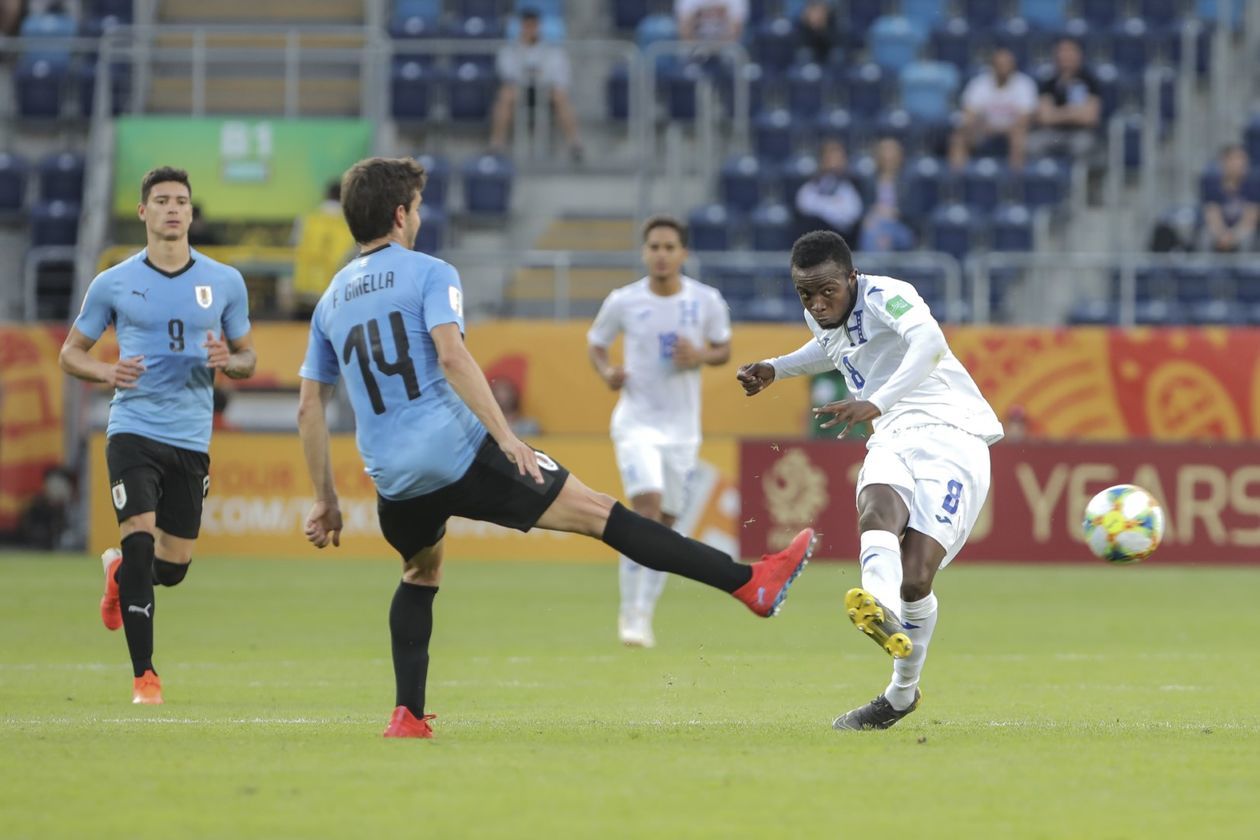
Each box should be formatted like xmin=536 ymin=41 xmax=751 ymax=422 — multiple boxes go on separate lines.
xmin=31 ymin=200 xmax=80 ymax=246
xmin=899 ymin=60 xmax=959 ymax=124
xmin=1197 ymin=0 xmax=1243 ymax=28
xmin=1068 ymin=299 xmax=1118 ymax=324
xmin=88 ymin=0 xmax=136 ymax=21
xmin=753 ymin=108 xmax=795 ymax=162
xmin=717 ymin=61 xmax=766 ymax=120
xmin=688 ymin=203 xmax=736 ymax=252
xmin=0 ymin=153 xmax=28 ymax=214
xmin=720 ymin=155 xmax=763 ymax=213
xmin=778 ymin=152 xmax=818 ymax=205
xmin=1246 ymin=113 xmax=1260 ymax=164
xmin=415 ymin=204 xmax=447 ymax=255
xmin=963 ymin=157 xmax=1006 ymax=212
xmin=874 ymin=107 xmax=914 ymax=148
xmin=814 ymin=107 xmax=854 ymax=147
xmin=461 ymin=154 xmax=513 ymax=215
xmin=517 ymin=0 xmax=564 ymax=15
xmin=635 ymin=13 xmax=677 ymax=50
xmin=1138 ymin=0 xmax=1182 ymax=28
xmin=1166 ymin=18 xmax=1213 ymax=78
xmin=389 ymin=12 xmax=441 ymax=40
xmin=928 ymin=203 xmax=979 ymax=261
xmin=1092 ymin=62 xmax=1122 ymax=120
xmin=1078 ymin=0 xmax=1119 ymax=28
xmin=393 ymin=0 xmax=442 ymax=17
xmin=785 ymin=62 xmax=825 ymax=118
xmin=930 ymin=17 xmax=973 ymax=72
xmin=903 ymin=155 xmax=945 ymax=224
xmin=992 ymin=17 xmax=1034 ymax=69
xmin=752 ymin=17 xmax=799 ymax=71
xmin=414 ymin=153 xmax=450 ymax=209
xmin=750 ymin=203 xmax=795 ymax=251
xmin=455 ymin=0 xmax=503 ymax=18
xmin=1233 ymin=265 xmax=1260 ymax=323
xmin=390 ymin=61 xmax=432 ymax=120
xmin=76 ymin=60 xmax=131 ymax=117
xmin=606 ymin=63 xmax=630 ymax=120
xmin=991 ymin=203 xmax=1034 ymax=251
xmin=900 ymin=0 xmax=946 ymax=31
xmin=1121 ymin=112 xmax=1143 ymax=170
xmin=447 ymin=62 xmax=496 ymax=122
xmin=15 ymin=60 xmax=66 ymax=119
xmin=19 ymin=12 xmax=76 ymax=71
xmin=960 ymin=0 xmax=1002 ymax=28
xmin=661 ymin=61 xmax=703 ymax=121
xmin=1133 ymin=268 xmax=1175 ymax=325
xmin=1019 ymin=0 xmax=1067 ymax=29
xmin=845 ymin=62 xmax=886 ymax=118
xmin=449 ymin=17 xmax=504 ymax=69
xmin=1110 ymin=18 xmax=1151 ymax=75
xmin=868 ymin=16 xmax=927 ymax=73
xmin=1019 ymin=157 xmax=1068 ymax=209
xmin=843 ymin=0 xmax=885 ymax=37
xmin=38 ymin=152 xmax=84 ymax=203
xmin=612 ymin=0 xmax=650 ymax=31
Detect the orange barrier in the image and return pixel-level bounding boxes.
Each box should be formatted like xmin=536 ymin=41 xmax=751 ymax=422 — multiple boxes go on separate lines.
xmin=0 ymin=326 xmax=69 ymax=530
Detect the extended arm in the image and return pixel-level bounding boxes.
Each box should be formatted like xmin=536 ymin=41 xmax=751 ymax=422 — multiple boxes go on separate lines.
xmin=297 ymin=378 xmax=342 ymax=548
xmin=769 ymin=338 xmax=833 ymax=380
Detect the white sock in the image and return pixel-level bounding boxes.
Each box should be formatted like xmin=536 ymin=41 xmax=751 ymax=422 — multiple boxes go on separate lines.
xmin=859 ymin=530 xmax=904 ymax=623
xmin=618 ymin=556 xmax=641 ymax=619
xmin=635 ymin=568 xmax=667 ymax=619
xmin=884 ymin=592 xmax=939 ymax=711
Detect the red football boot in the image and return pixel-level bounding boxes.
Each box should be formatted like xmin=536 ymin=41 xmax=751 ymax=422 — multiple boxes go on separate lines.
xmin=100 ymin=548 xmax=123 ymax=631
xmin=383 ymin=706 xmax=436 ymax=739
xmin=132 ymin=670 xmax=163 ymax=705
xmin=733 ymin=528 xmax=817 ymax=617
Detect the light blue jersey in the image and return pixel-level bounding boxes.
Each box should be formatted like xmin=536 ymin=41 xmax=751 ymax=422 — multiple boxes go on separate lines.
xmin=299 ymin=243 xmax=485 ymax=499
xmin=73 ymin=248 xmax=252 ymax=453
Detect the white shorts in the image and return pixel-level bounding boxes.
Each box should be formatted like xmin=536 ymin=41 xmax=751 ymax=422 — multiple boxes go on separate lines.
xmin=856 ymin=424 xmax=992 ymax=568
xmin=613 ymin=438 xmax=698 ymax=516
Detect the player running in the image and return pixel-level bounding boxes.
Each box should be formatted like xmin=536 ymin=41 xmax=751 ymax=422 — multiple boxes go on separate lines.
xmin=587 ymin=215 xmax=731 ymax=648
xmin=737 ymin=231 xmax=1002 ymax=730
xmin=295 ymin=157 xmax=814 ymax=739
xmin=59 ymin=166 xmax=256 ymax=705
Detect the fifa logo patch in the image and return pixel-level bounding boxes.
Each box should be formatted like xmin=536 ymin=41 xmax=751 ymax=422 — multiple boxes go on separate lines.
xmin=111 ymin=481 xmax=127 ymax=510
xmin=195 ymin=285 xmax=213 ymax=309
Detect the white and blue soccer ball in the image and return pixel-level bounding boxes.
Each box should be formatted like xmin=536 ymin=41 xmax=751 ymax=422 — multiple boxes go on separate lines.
xmin=1082 ymin=484 xmax=1165 ymax=564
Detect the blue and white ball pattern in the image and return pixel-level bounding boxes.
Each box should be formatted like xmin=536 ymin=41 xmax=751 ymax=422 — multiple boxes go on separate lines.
xmin=1082 ymin=484 xmax=1165 ymax=564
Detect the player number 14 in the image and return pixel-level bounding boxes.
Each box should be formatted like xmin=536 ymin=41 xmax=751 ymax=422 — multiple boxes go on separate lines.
xmin=342 ymin=311 xmax=421 ymax=415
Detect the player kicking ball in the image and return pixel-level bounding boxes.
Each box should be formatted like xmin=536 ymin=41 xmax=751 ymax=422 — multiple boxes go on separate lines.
xmin=737 ymin=231 xmax=1002 ymax=730
xmin=296 ymin=157 xmax=815 ymax=739
xmin=60 ymin=167 xmax=256 ymax=704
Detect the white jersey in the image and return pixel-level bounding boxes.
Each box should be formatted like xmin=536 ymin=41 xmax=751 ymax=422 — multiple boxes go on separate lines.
xmin=808 ymin=274 xmax=1003 ymax=443
xmin=587 ymin=276 xmax=732 ymax=446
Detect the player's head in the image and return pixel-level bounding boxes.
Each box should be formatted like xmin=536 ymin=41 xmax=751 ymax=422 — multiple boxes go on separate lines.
xmin=790 ymin=230 xmax=857 ymax=329
xmin=340 ymin=156 xmax=428 ymax=248
xmin=138 ymin=166 xmax=192 ymax=244
xmin=519 ymin=7 xmax=541 ymax=42
xmin=641 ymin=214 xmax=688 ymax=281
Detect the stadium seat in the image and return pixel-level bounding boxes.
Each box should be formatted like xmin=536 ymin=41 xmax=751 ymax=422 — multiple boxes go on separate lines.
xmin=814 ymin=106 xmax=854 ymax=147
xmin=992 ymin=17 xmax=1033 ymax=68
xmin=903 ymin=155 xmax=945 ymax=224
xmin=505 ymin=14 xmax=567 ymax=42
xmin=1078 ymin=0 xmax=1119 ymax=28
xmin=753 ymin=108 xmax=795 ymax=163
xmin=752 ymin=17 xmax=798 ymax=71
xmin=461 ymin=154 xmax=513 ymax=215
xmin=749 ymin=203 xmax=795 ymax=251
xmin=606 ymin=63 xmax=630 ymax=120
xmin=1134 ymin=268 xmax=1175 ymax=325
xmin=612 ymin=0 xmax=650 ymax=31
xmin=899 ymin=60 xmax=959 ymax=124
xmin=0 ymin=153 xmax=28 ymax=215
xmin=869 ymin=16 xmax=927 ymax=73
xmin=88 ymin=0 xmax=136 ymax=21
xmin=900 ymin=0 xmax=946 ymax=31
xmin=1121 ymin=112 xmax=1143 ymax=170
xmin=31 ymin=200 xmax=80 ymax=246
xmin=447 ymin=62 xmax=496 ymax=122
xmin=928 ymin=203 xmax=979 ymax=261
xmin=1110 ymin=18 xmax=1151 ymax=75
xmin=516 ymin=0 xmax=563 ymax=15
xmin=76 ymin=60 xmax=131 ymax=117
xmin=785 ymin=62 xmax=825 ymax=118
xmin=450 ymin=17 xmax=504 ymax=69
xmin=1233 ymin=264 xmax=1260 ymax=323
xmin=1067 ymin=299 xmax=1118 ymax=324
xmin=716 ymin=61 xmax=766 ymax=120
xmin=845 ymin=62 xmax=886 ymax=118
xmin=389 ymin=12 xmax=441 ymax=40
xmin=635 ymin=13 xmax=677 ymax=51
xmin=415 ymin=205 xmax=447 ymax=255
xmin=991 ymin=203 xmax=1034 ymax=251
xmin=414 ymin=153 xmax=450 ymax=209
xmin=931 ymin=17 xmax=974 ymax=72
xmin=1197 ymin=0 xmax=1243 ymax=28
xmin=15 ymin=60 xmax=65 ymax=119
xmin=38 ymin=152 xmax=84 ymax=203
xmin=455 ymin=0 xmax=503 ymax=18
xmin=18 ymin=12 xmax=76 ymax=71
xmin=660 ymin=61 xmax=704 ymax=121
xmin=1138 ymin=0 xmax=1182 ymax=28
xmin=390 ymin=61 xmax=432 ymax=120
xmin=1019 ymin=157 xmax=1068 ymax=209
xmin=1246 ymin=113 xmax=1260 ymax=164
xmin=393 ymin=0 xmax=442 ymax=17
xmin=30 ymin=251 xmax=77 ymax=320
xmin=778 ymin=152 xmax=818 ymax=205
xmin=874 ymin=108 xmax=914 ymax=149
xmin=1019 ymin=0 xmax=1067 ymax=30
xmin=719 ymin=154 xmax=763 ymax=213
xmin=1092 ymin=62 xmax=1122 ymax=120
xmin=1166 ymin=18 xmax=1213 ymax=78
xmin=843 ymin=0 xmax=884 ymax=38
xmin=961 ymin=0 xmax=1002 ymax=27
xmin=963 ymin=157 xmax=1006 ymax=212
xmin=687 ymin=203 xmax=736 ymax=252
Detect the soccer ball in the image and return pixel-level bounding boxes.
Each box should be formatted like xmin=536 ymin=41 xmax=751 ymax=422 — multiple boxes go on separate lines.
xmin=1082 ymin=484 xmax=1165 ymax=564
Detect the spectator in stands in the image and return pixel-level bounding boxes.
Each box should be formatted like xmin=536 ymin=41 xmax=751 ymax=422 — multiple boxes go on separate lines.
xmin=1028 ymin=37 xmax=1101 ymax=160
xmin=188 ymin=204 xmax=220 ymax=247
xmin=1202 ymin=145 xmax=1259 ymax=253
xmin=0 ymin=0 xmax=23 ymax=35
xmin=796 ymin=0 xmax=839 ymax=65
xmin=675 ymin=0 xmax=747 ymax=43
xmin=490 ymin=376 xmax=541 ymax=438
xmin=18 ymin=465 xmax=75 ymax=550
xmin=292 ymin=180 xmax=355 ymax=316
xmin=859 ymin=137 xmax=914 ymax=252
xmin=490 ymin=7 xmax=584 ymax=162
xmin=795 ymin=138 xmax=864 ymax=245
xmin=949 ymin=47 xmax=1038 ymax=171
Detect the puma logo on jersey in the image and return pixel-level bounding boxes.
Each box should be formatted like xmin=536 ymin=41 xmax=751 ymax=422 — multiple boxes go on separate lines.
xmin=131 ymin=289 xmax=148 ymax=301
xmin=128 ymin=602 xmax=153 ymax=618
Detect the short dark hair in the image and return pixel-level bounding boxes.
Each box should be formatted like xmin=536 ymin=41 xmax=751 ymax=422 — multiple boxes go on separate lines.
xmin=340 ymin=157 xmax=428 ymax=244
xmin=1221 ymin=143 xmax=1246 ymax=159
xmin=641 ymin=214 xmax=688 ymax=247
xmin=520 ymin=7 xmax=540 ymax=19
xmin=791 ymin=230 xmax=853 ymax=274
xmin=140 ymin=166 xmax=191 ymax=203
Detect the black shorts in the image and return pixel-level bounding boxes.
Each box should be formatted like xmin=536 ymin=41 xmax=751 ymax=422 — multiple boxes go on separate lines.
xmin=105 ymin=433 xmax=211 ymax=540
xmin=377 ymin=435 xmax=569 ymax=560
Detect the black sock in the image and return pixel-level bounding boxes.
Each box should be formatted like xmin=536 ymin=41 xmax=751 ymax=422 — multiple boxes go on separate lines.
xmin=153 ymin=558 xmax=190 ymax=587
xmin=390 ymin=582 xmax=437 ymax=717
xmin=601 ymin=502 xmax=752 ymax=593
xmin=118 ymin=532 xmax=156 ymax=678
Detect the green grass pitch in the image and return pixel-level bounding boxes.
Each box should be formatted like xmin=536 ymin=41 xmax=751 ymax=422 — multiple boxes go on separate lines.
xmin=2 ymin=552 xmax=1258 ymax=838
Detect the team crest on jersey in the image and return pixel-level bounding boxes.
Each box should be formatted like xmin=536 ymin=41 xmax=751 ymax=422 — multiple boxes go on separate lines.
xmin=195 ymin=285 xmax=213 ymax=309
xmin=111 ymin=481 xmax=127 ymax=511
xmin=534 ymin=451 xmax=559 ymax=472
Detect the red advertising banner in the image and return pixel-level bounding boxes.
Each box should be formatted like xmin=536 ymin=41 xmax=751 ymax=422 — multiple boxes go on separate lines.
xmin=739 ymin=440 xmax=1260 ymax=565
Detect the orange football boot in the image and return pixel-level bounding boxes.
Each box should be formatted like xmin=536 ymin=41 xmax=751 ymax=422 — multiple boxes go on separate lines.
xmin=132 ymin=670 xmax=163 ymax=705
xmin=100 ymin=548 xmax=123 ymax=631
